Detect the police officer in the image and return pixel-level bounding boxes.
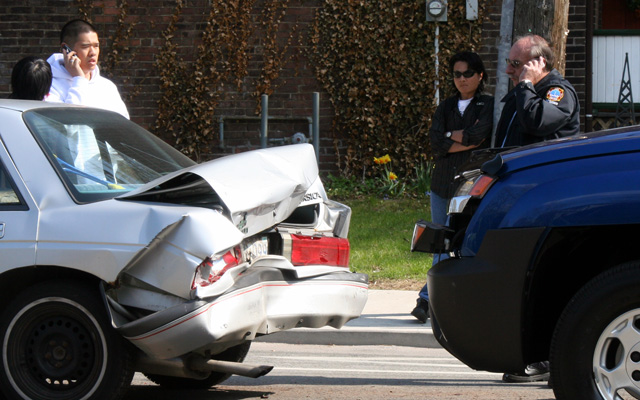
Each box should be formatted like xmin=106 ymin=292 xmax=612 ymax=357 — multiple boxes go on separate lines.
xmin=497 ymin=34 xmax=580 ymax=385
xmin=495 ymin=34 xmax=579 ymax=147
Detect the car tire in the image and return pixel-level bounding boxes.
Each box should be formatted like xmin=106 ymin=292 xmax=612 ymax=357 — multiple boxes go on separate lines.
xmin=0 ymin=279 xmax=134 ymax=400
xmin=145 ymin=341 xmax=252 ymax=389
xmin=550 ymin=261 xmax=640 ymax=400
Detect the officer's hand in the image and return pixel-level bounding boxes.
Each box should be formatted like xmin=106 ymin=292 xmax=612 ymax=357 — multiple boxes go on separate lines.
xmin=520 ymin=57 xmax=546 ymax=85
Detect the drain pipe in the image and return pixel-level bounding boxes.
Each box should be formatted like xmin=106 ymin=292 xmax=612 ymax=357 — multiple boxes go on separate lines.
xmin=312 ymin=92 xmax=320 ymax=161
xmin=260 ymin=94 xmax=269 ymax=148
xmin=585 ymin=0 xmax=593 ymax=132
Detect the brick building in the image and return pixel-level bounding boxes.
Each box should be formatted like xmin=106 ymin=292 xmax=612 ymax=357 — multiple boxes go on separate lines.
xmin=1 ymin=0 xmax=637 ymax=173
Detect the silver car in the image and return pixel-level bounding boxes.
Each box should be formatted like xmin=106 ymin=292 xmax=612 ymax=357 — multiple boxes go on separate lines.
xmin=0 ymin=100 xmax=368 ymax=400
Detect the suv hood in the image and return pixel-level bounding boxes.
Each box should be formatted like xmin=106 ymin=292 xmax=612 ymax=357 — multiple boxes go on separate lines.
xmin=119 ymin=144 xmax=320 ymax=236
xmin=482 ymin=127 xmax=640 ymax=176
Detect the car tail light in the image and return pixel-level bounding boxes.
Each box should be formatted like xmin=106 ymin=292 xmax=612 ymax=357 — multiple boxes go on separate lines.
xmin=290 ymin=234 xmax=350 ymax=268
xmin=191 ymin=247 xmax=240 ymax=289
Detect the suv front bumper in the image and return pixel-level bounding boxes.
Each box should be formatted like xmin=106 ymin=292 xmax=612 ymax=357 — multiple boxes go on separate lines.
xmin=426 ymin=227 xmax=546 ymax=372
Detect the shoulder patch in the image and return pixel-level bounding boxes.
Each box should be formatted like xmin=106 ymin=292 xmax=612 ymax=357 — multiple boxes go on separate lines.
xmin=546 ymin=87 xmax=565 ymax=103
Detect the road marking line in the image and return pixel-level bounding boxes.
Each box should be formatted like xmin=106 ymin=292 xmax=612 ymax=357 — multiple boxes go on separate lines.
xmin=269 ymin=367 xmax=501 ymax=377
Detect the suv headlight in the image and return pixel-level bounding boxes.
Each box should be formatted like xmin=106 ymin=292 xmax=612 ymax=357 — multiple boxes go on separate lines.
xmin=449 ymin=170 xmax=496 ymax=214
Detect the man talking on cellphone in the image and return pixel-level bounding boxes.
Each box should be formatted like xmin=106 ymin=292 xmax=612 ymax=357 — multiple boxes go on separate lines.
xmin=495 ymin=34 xmax=579 ymax=148
xmin=46 ymin=19 xmax=129 ymax=119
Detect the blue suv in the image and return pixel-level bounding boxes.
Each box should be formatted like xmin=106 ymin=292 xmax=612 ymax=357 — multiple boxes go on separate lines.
xmin=412 ymin=125 xmax=640 ymax=400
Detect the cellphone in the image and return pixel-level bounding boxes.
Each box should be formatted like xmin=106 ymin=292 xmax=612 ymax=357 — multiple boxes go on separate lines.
xmin=62 ymin=44 xmax=73 ymax=54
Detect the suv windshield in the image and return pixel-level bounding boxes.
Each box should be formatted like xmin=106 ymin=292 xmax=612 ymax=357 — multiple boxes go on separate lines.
xmin=23 ymin=108 xmax=195 ymax=203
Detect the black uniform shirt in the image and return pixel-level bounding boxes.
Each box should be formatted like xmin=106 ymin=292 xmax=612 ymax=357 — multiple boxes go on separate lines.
xmin=495 ymin=69 xmax=580 ymax=147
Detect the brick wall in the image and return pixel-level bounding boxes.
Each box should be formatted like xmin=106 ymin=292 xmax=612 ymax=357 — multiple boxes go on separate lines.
xmin=1 ymin=0 xmax=594 ymax=172
xmin=565 ymin=0 xmax=588 ymax=130
xmin=0 ymin=0 xmax=341 ymax=172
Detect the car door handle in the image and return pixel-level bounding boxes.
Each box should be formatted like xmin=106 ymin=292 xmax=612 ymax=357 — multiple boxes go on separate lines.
xmin=0 ymin=222 xmax=4 ymax=239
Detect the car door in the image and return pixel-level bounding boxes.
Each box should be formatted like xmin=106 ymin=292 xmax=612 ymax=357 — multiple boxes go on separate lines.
xmin=0 ymin=142 xmax=38 ymax=271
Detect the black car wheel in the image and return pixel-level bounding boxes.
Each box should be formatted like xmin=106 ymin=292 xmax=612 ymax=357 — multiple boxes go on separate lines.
xmin=0 ymin=280 xmax=134 ymax=400
xmin=145 ymin=341 xmax=252 ymax=389
xmin=550 ymin=261 xmax=640 ymax=400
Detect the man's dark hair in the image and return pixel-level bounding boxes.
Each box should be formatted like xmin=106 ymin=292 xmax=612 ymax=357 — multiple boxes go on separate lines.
xmin=60 ymin=19 xmax=98 ymax=45
xmin=9 ymin=56 xmax=52 ymax=100
xmin=448 ymin=51 xmax=487 ymax=93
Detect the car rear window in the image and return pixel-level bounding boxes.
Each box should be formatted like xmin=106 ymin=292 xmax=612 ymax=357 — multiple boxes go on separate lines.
xmin=23 ymin=108 xmax=196 ymax=203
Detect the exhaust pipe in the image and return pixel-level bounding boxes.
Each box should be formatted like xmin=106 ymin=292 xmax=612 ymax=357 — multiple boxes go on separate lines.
xmin=188 ymin=356 xmax=274 ymax=378
xmin=137 ymin=353 xmax=273 ymax=380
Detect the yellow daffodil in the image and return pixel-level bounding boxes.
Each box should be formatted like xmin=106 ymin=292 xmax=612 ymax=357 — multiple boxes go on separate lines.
xmin=374 ymin=154 xmax=391 ymax=165
xmin=388 ymin=172 xmax=398 ymax=180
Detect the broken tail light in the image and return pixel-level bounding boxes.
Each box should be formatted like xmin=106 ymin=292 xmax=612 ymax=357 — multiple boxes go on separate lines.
xmin=191 ymin=246 xmax=241 ymax=289
xmin=290 ymin=234 xmax=350 ymax=268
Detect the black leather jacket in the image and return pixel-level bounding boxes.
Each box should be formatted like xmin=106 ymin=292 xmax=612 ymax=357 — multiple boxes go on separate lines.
xmin=430 ymin=92 xmax=494 ymax=198
xmin=495 ymin=69 xmax=580 ymax=147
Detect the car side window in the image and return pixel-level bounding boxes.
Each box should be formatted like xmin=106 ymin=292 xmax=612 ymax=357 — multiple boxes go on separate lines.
xmin=0 ymin=161 xmax=22 ymax=207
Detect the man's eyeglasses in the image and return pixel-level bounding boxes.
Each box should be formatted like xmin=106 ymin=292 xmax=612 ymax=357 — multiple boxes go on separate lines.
xmin=453 ymin=70 xmax=476 ymax=79
xmin=505 ymin=58 xmax=523 ymax=68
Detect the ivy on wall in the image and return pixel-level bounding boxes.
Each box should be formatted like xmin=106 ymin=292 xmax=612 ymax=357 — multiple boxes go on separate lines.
xmin=310 ymin=0 xmax=485 ymax=180
xmin=154 ymin=0 xmax=256 ymax=161
xmin=69 ymin=0 xmax=485 ymax=173
xmin=154 ymin=0 xmax=299 ymax=160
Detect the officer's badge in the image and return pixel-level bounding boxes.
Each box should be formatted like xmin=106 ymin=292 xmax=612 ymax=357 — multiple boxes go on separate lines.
xmin=546 ymin=87 xmax=565 ymax=103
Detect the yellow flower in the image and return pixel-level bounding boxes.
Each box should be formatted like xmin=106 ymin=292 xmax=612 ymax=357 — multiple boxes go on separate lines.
xmin=374 ymin=154 xmax=391 ymax=165
xmin=388 ymin=171 xmax=398 ymax=180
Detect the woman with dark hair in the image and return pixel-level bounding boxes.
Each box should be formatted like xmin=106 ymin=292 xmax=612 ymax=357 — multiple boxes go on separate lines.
xmin=9 ymin=56 xmax=52 ymax=100
xmin=411 ymin=51 xmax=494 ymax=323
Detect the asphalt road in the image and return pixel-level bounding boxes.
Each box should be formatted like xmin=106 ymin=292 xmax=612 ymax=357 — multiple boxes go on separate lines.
xmin=124 ymin=342 xmax=555 ymax=400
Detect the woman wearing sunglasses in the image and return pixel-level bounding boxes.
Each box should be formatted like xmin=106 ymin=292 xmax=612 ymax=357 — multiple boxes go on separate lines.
xmin=411 ymin=51 xmax=493 ymax=323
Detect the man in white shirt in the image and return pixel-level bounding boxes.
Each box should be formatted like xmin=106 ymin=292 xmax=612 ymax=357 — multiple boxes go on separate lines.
xmin=46 ymin=19 xmax=129 ymax=119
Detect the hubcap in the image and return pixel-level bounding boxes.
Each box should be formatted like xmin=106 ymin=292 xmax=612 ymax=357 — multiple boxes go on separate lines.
xmin=27 ymin=316 xmax=95 ymax=386
xmin=593 ymin=309 xmax=640 ymax=400
xmin=4 ymin=298 xmax=106 ymax=400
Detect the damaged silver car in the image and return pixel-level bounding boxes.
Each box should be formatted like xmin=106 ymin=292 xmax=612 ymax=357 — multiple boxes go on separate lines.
xmin=0 ymin=100 xmax=368 ymax=400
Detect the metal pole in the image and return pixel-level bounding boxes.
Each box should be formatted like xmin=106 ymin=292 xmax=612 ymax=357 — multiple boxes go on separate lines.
xmin=585 ymin=0 xmax=593 ymax=132
xmin=218 ymin=117 xmax=225 ymax=148
xmin=261 ymin=94 xmax=268 ymax=149
xmin=434 ymin=24 xmax=440 ymax=106
xmin=492 ymin=0 xmax=515 ymax=147
xmin=312 ymin=92 xmax=320 ymax=161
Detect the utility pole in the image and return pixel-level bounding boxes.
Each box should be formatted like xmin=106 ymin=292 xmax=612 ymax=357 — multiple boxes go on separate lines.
xmin=512 ymin=0 xmax=570 ymax=73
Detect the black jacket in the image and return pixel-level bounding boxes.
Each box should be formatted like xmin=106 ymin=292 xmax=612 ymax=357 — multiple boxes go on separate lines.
xmin=495 ymin=69 xmax=580 ymax=147
xmin=430 ymin=92 xmax=494 ymax=198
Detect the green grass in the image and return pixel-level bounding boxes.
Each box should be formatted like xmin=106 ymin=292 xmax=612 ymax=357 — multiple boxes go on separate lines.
xmin=343 ymin=196 xmax=433 ymax=283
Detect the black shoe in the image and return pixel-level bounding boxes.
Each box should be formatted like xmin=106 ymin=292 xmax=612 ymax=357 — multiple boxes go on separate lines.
xmin=411 ymin=298 xmax=430 ymax=323
xmin=502 ymin=361 xmax=550 ymax=383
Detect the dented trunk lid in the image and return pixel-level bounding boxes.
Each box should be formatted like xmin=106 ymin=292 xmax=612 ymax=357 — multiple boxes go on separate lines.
xmin=118 ymin=144 xmax=320 ymax=236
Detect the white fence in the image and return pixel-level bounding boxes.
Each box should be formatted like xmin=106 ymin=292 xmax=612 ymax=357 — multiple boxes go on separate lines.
xmin=592 ymin=35 xmax=640 ymax=104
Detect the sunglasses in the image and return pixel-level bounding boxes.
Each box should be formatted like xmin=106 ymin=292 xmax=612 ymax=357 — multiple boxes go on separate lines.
xmin=453 ymin=70 xmax=476 ymax=79
xmin=505 ymin=58 xmax=523 ymax=68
